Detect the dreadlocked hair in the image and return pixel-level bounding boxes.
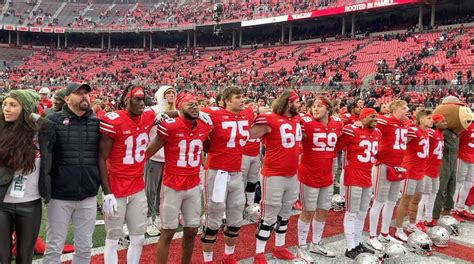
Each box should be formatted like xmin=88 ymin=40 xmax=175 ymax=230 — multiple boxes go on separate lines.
xmin=118 ymin=85 xmax=135 ymax=110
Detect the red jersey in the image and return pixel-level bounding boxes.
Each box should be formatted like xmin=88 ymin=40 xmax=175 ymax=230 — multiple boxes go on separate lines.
xmin=39 ymin=98 xmax=53 ymax=109
xmin=202 ymin=107 xmax=253 ymax=172
xmin=336 ymin=125 xmax=382 ymax=188
xmin=458 ymin=123 xmax=474 ymax=163
xmin=157 ymin=117 xmax=212 ymax=191
xmin=341 ymin=113 xmax=358 ymax=126
xmin=254 ymin=112 xmax=302 ymax=177
xmin=242 ymin=106 xmax=260 ymax=156
xmin=425 ymin=128 xmax=444 ymax=178
xmin=376 ymin=114 xmax=409 ymax=167
xmin=402 ymin=126 xmax=430 ymax=180
xmin=298 ymin=116 xmax=343 ymax=187
xmin=100 ymin=109 xmax=155 ymax=197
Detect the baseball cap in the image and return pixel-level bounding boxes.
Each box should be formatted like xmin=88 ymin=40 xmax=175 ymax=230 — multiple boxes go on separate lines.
xmin=65 ymin=83 xmax=92 ymax=96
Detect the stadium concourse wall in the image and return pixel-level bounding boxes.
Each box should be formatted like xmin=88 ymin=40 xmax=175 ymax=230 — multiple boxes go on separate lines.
xmin=0 ymin=0 xmax=454 ymax=50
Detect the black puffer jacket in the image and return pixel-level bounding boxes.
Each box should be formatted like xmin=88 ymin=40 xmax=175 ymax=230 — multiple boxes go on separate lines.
xmin=43 ymin=105 xmax=101 ymax=201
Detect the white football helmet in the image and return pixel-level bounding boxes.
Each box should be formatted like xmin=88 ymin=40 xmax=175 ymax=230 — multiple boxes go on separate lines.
xmin=427 ymin=226 xmax=450 ymax=247
xmin=381 ymin=243 xmax=408 ymax=263
xmin=331 ymin=194 xmax=345 ymax=211
xmin=39 ymin=87 xmax=51 ymax=96
xmin=354 ymin=253 xmax=380 ymax=264
xmin=407 ymin=231 xmax=433 ymax=256
xmin=438 ymin=215 xmax=460 ymax=236
xmin=244 ymin=204 xmax=261 ymax=222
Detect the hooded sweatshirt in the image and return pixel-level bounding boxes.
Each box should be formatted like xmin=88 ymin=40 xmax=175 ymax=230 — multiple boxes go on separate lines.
xmin=149 ymin=86 xmax=176 ymax=162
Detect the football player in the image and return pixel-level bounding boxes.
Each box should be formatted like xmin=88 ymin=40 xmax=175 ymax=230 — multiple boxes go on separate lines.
xmin=295 ymin=96 xmax=342 ymax=262
xmin=99 ymin=85 xmax=154 ymax=264
xmin=394 ymin=109 xmax=432 ymax=241
xmin=416 ymin=114 xmax=446 ymax=226
xmin=453 ymin=120 xmax=474 ymax=219
xmin=336 ymin=108 xmax=381 ymax=259
xmin=249 ymin=90 xmax=302 ymax=263
xmin=200 ymin=86 xmax=254 ymax=264
xmin=367 ymin=100 xmax=409 ymax=250
xmin=146 ymin=93 xmax=212 ymax=264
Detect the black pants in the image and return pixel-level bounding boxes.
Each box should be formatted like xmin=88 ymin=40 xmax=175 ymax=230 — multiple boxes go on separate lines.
xmin=0 ymin=199 xmax=42 ymax=264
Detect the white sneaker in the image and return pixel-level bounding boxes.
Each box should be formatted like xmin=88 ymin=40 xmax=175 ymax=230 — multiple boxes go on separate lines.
xmin=367 ymin=236 xmax=384 ymax=251
xmin=378 ymin=234 xmax=403 ymax=244
xmin=146 ymin=223 xmax=160 ymax=237
xmin=309 ymin=241 xmax=336 ymax=258
xmin=394 ymin=229 xmax=408 ymax=242
xmin=296 ymin=246 xmax=315 ymax=262
xmin=406 ymin=223 xmax=417 ymax=233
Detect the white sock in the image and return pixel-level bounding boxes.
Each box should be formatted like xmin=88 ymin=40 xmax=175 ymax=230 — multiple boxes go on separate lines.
xmin=203 ymin=251 xmax=213 ymax=262
xmin=426 ymin=193 xmax=436 ymax=222
xmin=312 ymin=220 xmax=325 ymax=244
xmin=381 ymin=200 xmax=396 ymax=235
xmin=344 ymin=212 xmax=357 ymax=250
xmin=275 ymin=232 xmax=286 ymax=247
xmin=417 ymin=194 xmax=428 ymax=223
xmin=224 ymin=244 xmax=235 ymax=255
xmin=453 ymin=182 xmax=462 ymax=207
xmin=127 ymin=235 xmax=145 ymax=264
xmin=369 ymin=200 xmax=384 ymax=237
xmin=246 ymin=191 xmax=256 ymax=205
xmin=457 ymin=181 xmax=472 ymax=210
xmin=104 ymin=239 xmax=119 ymax=264
xmin=297 ymin=219 xmax=310 ymax=246
xmin=256 ymin=239 xmax=267 ymax=254
xmin=354 ymin=211 xmax=367 ymax=246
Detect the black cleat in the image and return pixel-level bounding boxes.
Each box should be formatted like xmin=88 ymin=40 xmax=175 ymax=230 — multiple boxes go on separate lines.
xmin=356 ymin=243 xmax=375 ymax=254
xmin=345 ymin=248 xmax=361 ymax=259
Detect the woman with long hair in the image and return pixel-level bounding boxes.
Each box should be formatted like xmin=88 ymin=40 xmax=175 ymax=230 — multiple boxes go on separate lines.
xmin=0 ymin=89 xmax=43 ymax=264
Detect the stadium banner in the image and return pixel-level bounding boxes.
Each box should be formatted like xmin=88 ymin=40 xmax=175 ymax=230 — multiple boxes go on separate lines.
xmin=30 ymin=27 xmax=41 ymax=32
xmin=54 ymin=28 xmax=66 ymax=33
xmin=241 ymin=15 xmax=289 ymax=27
xmin=42 ymin=27 xmax=53 ymax=33
xmin=4 ymin=25 xmax=15 ymax=31
xmin=17 ymin=26 xmax=29 ymax=32
xmin=285 ymin=0 xmax=421 ymax=21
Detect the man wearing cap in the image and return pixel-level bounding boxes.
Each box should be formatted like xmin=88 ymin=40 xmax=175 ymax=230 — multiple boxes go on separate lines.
xmin=146 ymin=92 xmax=212 ymax=264
xmin=416 ymin=114 xmax=447 ymax=227
xmin=336 ymin=107 xmax=381 ymax=259
xmin=43 ymin=83 xmax=101 ymax=264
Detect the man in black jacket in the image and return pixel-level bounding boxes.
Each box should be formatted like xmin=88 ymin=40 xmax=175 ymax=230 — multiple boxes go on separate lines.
xmin=42 ymin=83 xmax=101 ymax=264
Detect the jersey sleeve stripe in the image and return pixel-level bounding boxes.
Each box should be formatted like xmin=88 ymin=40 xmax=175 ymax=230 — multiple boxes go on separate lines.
xmin=156 ymin=126 xmax=168 ymax=136
xmin=377 ymin=119 xmax=388 ymax=125
xmin=254 ymin=119 xmax=268 ymax=125
xmin=99 ymin=126 xmax=116 ymax=134
xmin=342 ymin=131 xmax=355 ymax=137
xmin=100 ymin=122 xmax=114 ymax=128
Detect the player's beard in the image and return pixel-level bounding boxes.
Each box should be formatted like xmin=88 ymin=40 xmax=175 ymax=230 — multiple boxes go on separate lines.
xmin=183 ymin=110 xmax=198 ymax=120
xmin=78 ymin=98 xmax=90 ymax=111
xmin=289 ymin=104 xmax=299 ymax=116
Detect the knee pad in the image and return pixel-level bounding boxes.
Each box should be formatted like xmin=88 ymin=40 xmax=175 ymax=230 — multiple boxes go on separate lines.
xmin=246 ymin=182 xmax=257 ymax=192
xmin=224 ymin=226 xmax=240 ymax=238
xmin=274 ymin=216 xmax=289 ymax=234
xmin=129 ymin=235 xmax=145 ymax=247
xmin=200 ymin=227 xmax=219 ymax=243
xmin=256 ymin=220 xmax=274 ymax=241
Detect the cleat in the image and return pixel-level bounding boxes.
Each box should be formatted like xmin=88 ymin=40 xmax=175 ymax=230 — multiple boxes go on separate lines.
xmin=394 ymin=229 xmax=408 ymax=242
xmin=406 ymin=223 xmax=418 ymax=233
xmin=456 ymin=210 xmax=474 ymax=221
xmin=272 ymin=246 xmax=296 ymax=260
xmin=296 ymin=246 xmax=315 ymax=262
xmin=424 ymin=219 xmax=437 ymax=227
xmin=450 ymin=212 xmax=465 ymax=223
xmin=222 ymin=253 xmax=238 ymax=264
xmin=356 ymin=243 xmax=375 ymax=254
xmin=309 ymin=241 xmax=336 ymax=258
xmin=367 ymin=236 xmax=384 ymax=251
xmin=345 ymin=248 xmax=360 ymax=259
xmin=378 ymin=234 xmax=403 ymax=244
xmin=253 ymin=253 xmax=267 ymax=264
xmin=416 ymin=222 xmax=427 ymax=233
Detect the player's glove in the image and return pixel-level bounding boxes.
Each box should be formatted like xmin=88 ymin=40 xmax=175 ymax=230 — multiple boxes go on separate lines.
xmin=154 ymin=113 xmax=169 ymax=125
xmin=103 ymin=194 xmax=118 ymax=217
xmin=198 ymin=111 xmax=213 ymax=126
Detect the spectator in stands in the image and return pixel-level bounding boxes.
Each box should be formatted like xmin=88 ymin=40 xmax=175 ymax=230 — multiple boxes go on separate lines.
xmin=0 ymin=90 xmax=49 ymax=264
xmin=43 ymin=83 xmax=100 ymax=264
